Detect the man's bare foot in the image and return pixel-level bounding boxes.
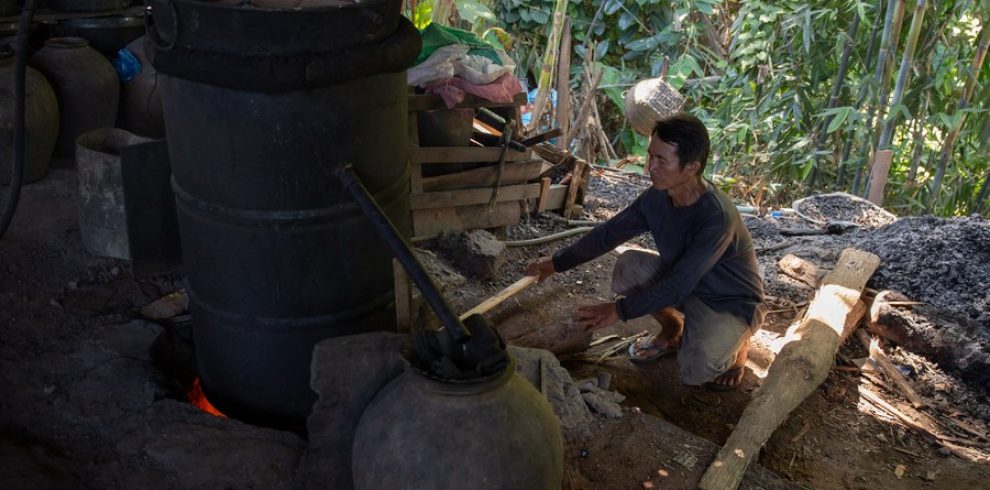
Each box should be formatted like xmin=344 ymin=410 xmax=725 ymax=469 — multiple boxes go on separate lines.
xmin=649 ymin=308 xmax=683 ymax=349
xmin=706 ymin=341 xmax=749 ymax=391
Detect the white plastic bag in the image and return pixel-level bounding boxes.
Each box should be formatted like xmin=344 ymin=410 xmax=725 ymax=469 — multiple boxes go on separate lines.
xmin=407 ymin=44 xmax=470 ymax=86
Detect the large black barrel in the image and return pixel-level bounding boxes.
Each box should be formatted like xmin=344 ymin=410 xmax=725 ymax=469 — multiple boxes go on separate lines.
xmin=148 ymin=0 xmax=420 ymax=426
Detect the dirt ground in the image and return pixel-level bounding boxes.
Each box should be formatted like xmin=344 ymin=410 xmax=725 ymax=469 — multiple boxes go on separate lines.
xmin=2 ymin=166 xmax=989 ymax=488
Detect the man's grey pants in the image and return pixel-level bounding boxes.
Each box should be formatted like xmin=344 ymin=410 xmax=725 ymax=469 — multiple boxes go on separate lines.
xmin=612 ymin=249 xmax=761 ymax=385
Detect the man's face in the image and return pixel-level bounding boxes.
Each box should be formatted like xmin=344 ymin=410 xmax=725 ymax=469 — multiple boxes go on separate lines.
xmin=647 ymin=136 xmax=698 ymax=191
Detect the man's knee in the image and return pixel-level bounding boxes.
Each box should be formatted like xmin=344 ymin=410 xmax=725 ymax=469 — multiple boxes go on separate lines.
xmin=677 ymin=347 xmax=736 ymax=385
xmin=610 ymin=249 xmax=661 ymax=296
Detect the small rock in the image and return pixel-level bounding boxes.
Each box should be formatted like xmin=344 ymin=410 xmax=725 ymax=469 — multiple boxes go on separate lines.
xmin=581 ymin=392 xmax=623 ymax=418
xmin=596 ymin=372 xmax=612 ymax=390
xmin=140 ymin=290 xmax=189 ymax=321
xmin=579 ymin=449 xmax=589 ymax=458
xmin=435 ymin=230 xmax=506 ymax=280
xmin=894 ymin=464 xmax=906 ymax=479
xmin=642 ymin=481 xmax=654 ymax=489
xmin=924 ymin=470 xmax=937 ymax=482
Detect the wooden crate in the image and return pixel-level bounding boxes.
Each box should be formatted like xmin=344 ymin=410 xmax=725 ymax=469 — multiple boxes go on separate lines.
xmin=407 ymin=92 xmax=569 ymax=239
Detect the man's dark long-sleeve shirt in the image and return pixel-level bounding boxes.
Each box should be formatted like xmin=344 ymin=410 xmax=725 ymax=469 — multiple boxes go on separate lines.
xmin=552 ymin=184 xmax=764 ymax=324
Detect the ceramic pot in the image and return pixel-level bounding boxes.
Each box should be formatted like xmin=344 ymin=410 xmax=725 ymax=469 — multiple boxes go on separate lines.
xmin=0 ymin=46 xmax=59 ymax=184
xmin=117 ymin=36 xmax=164 ymax=138
xmin=352 ymin=355 xmax=564 ymax=489
xmin=30 ymin=37 xmax=119 ymax=158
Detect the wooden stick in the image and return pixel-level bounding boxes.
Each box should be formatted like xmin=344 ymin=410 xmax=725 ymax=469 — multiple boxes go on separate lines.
xmin=393 ymin=258 xmax=412 ymax=333
xmin=563 ymin=159 xmax=586 ymax=219
xmin=459 ymin=275 xmax=538 ymax=320
xmin=855 ymin=329 xmax=925 ymax=409
xmin=699 ymin=249 xmax=880 ymax=490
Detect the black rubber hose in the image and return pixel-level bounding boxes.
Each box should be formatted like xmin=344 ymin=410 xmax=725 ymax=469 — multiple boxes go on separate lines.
xmin=0 ymin=0 xmax=35 ymax=241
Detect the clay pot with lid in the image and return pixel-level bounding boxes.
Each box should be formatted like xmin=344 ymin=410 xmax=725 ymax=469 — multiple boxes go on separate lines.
xmin=30 ymin=37 xmax=119 ymax=159
xmin=0 ymin=44 xmax=59 ymax=184
xmin=117 ymin=36 xmax=164 ymax=138
xmin=351 ymin=353 xmax=564 ymax=489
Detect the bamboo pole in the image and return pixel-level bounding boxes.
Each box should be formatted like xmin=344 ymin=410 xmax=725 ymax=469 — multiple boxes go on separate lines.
xmin=905 ymin=91 xmax=930 ymax=187
xmin=875 ymin=0 xmax=927 ymax=150
xmin=853 ymin=0 xmax=906 ymax=194
xmin=973 ymin=169 xmax=990 ymax=215
xmin=928 ymin=20 xmax=990 ymax=213
xmin=527 ymin=0 xmax=569 ymax=133
xmin=837 ymin=0 xmax=885 ymax=188
xmin=556 ymin=16 xmax=572 ymax=150
xmin=810 ymin=12 xmax=860 ymax=188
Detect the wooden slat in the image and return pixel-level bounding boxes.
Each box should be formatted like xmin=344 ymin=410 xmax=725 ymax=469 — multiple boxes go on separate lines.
xmin=537 ymin=177 xmax=553 ymax=213
xmin=542 ymin=185 xmax=569 ymax=211
xmin=421 ymin=159 xmax=543 ymax=192
xmin=410 ymin=183 xmax=541 ymax=210
xmin=410 ymin=146 xmax=531 ymax=164
xmin=412 ymin=201 xmax=522 ymax=237
xmin=408 ymin=92 xmax=527 ymax=112
xmin=563 ymin=159 xmax=586 ymax=219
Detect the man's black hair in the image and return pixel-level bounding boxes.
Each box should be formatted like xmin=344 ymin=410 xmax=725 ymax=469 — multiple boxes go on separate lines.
xmin=652 ymin=113 xmax=710 ymax=176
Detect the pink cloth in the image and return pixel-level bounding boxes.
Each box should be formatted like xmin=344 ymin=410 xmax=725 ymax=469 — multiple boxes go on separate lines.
xmin=424 ymin=73 xmax=523 ymax=109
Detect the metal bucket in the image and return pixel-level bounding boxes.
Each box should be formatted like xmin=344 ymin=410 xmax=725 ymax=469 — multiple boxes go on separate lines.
xmin=149 ymin=0 xmax=420 ymax=426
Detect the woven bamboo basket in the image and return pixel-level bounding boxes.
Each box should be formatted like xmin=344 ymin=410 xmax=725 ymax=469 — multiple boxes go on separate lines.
xmin=624 ymin=77 xmax=684 ymax=136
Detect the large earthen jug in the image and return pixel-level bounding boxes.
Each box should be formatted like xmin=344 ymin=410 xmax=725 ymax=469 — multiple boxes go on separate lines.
xmin=351 ymin=353 xmax=564 ymax=489
xmin=30 ymin=37 xmax=119 ymax=159
xmin=117 ymin=36 xmax=164 ymax=138
xmin=0 ymin=45 xmax=59 ymax=184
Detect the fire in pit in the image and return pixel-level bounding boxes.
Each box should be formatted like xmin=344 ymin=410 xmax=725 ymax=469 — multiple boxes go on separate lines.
xmin=186 ymin=377 xmax=226 ymax=418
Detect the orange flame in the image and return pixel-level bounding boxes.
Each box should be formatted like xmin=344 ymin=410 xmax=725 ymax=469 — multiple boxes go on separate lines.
xmin=186 ymin=377 xmax=227 ymax=417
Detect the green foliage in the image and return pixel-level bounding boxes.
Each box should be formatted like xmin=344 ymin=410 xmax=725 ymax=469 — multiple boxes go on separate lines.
xmin=482 ymin=0 xmax=989 ymax=216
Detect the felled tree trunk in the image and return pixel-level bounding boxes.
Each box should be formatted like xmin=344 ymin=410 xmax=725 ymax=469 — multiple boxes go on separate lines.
xmin=699 ymin=249 xmax=880 ymax=490
xmin=867 ymin=291 xmax=990 ymax=390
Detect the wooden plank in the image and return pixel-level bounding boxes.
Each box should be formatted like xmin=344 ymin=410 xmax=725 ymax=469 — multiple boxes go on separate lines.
xmin=412 ymin=201 xmax=522 ymax=237
xmin=537 ymin=177 xmax=553 ymax=213
xmin=543 ymin=185 xmax=568 ymax=211
xmin=410 ymin=183 xmax=541 ymax=210
xmin=700 ymin=248 xmax=881 ymax=490
xmin=408 ymin=92 xmax=527 ymax=112
xmin=393 ymin=258 xmax=411 ymax=333
xmin=563 ymin=159 xmax=586 ymax=219
xmin=421 ymin=159 xmax=543 ymax=192
xmin=856 ymin=329 xmax=926 ymax=409
xmin=410 ymin=146 xmax=531 ymax=164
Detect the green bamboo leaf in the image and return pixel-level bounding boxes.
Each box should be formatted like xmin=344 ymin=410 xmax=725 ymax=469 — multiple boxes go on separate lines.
xmin=827 ymin=107 xmax=851 ymax=133
xmin=618 ymin=12 xmax=635 ymax=31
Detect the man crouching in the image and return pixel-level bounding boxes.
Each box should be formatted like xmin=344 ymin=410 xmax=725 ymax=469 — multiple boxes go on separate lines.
xmin=526 ymin=113 xmax=766 ymax=391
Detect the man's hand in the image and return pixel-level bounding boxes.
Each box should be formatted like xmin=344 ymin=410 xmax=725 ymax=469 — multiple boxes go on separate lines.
xmin=574 ymin=302 xmax=620 ymax=332
xmin=526 ymin=257 xmax=556 ymax=283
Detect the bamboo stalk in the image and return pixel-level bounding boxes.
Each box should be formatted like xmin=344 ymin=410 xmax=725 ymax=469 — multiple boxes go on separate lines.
xmin=876 ymin=0 xmax=927 ymax=150
xmin=905 ymin=91 xmax=930 ymax=187
xmin=527 ymin=0 xmax=569 ymax=133
xmin=556 ymin=16 xmax=572 ymax=150
xmin=811 ymin=12 xmax=860 ymax=188
xmin=928 ymin=20 xmax=990 ymax=212
xmin=973 ymin=168 xmax=990 ymax=215
xmin=837 ymin=0 xmax=885 ymax=189
xmin=853 ymin=0 xmax=906 ymax=194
